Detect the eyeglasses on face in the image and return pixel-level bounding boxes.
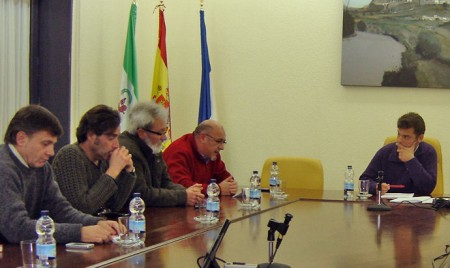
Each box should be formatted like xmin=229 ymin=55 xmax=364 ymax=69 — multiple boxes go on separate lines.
xmin=141 ymin=127 xmax=168 ymax=136
xmin=204 ymin=133 xmax=227 ymax=145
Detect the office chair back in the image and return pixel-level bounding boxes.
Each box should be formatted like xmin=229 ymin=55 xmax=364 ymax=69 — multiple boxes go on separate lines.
xmin=260 ymin=157 xmax=324 ymax=190
xmin=384 ymin=136 xmax=443 ymax=197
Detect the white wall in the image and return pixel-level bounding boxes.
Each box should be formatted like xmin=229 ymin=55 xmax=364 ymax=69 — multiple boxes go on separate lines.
xmin=71 ymin=0 xmax=450 ymax=192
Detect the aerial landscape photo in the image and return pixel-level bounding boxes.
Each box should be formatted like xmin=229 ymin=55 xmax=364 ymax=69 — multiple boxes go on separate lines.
xmin=342 ymin=0 xmax=450 ymax=88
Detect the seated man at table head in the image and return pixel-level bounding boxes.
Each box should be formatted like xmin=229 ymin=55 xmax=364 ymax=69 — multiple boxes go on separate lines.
xmin=119 ymin=102 xmax=204 ymax=207
xmin=359 ymin=112 xmax=437 ymax=196
xmin=163 ymin=119 xmax=238 ymax=196
xmin=0 ymin=105 xmax=119 ymax=244
xmin=52 ymin=104 xmax=137 ymax=215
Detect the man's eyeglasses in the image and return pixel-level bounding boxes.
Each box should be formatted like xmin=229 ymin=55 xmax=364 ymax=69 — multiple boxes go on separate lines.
xmin=141 ymin=127 xmax=168 ymax=136
xmin=204 ymin=133 xmax=227 ymax=145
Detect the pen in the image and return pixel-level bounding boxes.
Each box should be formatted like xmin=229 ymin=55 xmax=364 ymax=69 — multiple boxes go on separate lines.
xmin=389 ymin=184 xmax=405 ymax=189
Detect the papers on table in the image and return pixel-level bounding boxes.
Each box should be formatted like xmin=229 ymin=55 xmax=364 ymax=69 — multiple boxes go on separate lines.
xmin=380 ymin=193 xmax=434 ymax=203
xmin=381 ymin=193 xmax=414 ymax=199
xmin=389 ymin=196 xmax=434 ymax=204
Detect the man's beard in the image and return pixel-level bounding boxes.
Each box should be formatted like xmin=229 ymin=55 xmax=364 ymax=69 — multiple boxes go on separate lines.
xmin=145 ymin=138 xmax=163 ymax=154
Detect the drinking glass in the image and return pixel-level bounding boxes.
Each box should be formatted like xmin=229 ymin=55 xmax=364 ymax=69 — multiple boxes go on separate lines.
xmin=117 ymin=216 xmax=136 ymax=247
xmin=240 ymin=187 xmax=251 ymax=207
xmin=359 ymin=180 xmax=370 ymax=199
xmin=20 ymin=240 xmax=37 ymax=268
xmin=359 ymin=180 xmax=370 ymax=195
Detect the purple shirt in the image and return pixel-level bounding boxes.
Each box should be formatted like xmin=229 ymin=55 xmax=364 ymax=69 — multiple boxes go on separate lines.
xmin=359 ymin=142 xmax=437 ymax=196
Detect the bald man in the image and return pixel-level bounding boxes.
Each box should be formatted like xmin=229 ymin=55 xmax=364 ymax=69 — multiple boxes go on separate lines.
xmin=163 ymin=120 xmax=238 ymax=195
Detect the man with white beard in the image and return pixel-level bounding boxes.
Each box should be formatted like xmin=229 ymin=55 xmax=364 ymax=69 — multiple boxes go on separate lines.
xmin=119 ymin=102 xmax=203 ymax=207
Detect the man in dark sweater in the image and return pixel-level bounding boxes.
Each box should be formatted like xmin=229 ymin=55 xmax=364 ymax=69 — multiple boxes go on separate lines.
xmin=360 ymin=112 xmax=437 ymax=196
xmin=53 ymin=105 xmax=136 ymax=215
xmin=0 ymin=105 xmax=119 ymax=244
xmin=119 ymin=102 xmax=204 ymax=207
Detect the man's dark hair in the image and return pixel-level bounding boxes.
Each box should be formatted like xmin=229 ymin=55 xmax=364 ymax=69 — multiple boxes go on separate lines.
xmin=4 ymin=105 xmax=63 ymax=144
xmin=397 ymin=112 xmax=426 ymax=136
xmin=76 ymin=105 xmax=120 ymax=143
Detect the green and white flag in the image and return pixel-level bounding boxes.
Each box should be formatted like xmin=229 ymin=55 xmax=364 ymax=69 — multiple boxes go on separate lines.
xmin=118 ymin=2 xmax=138 ymax=131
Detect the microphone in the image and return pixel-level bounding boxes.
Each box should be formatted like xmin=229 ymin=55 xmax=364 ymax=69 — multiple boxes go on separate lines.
xmin=367 ymin=171 xmax=392 ymax=211
xmin=275 ymin=213 xmax=293 ymax=250
xmin=259 ymin=214 xmax=293 ymax=268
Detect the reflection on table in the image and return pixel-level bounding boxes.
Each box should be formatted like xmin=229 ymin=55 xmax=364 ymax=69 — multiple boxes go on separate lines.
xmin=107 ymin=199 xmax=449 ymax=268
xmin=0 ymin=190 xmax=298 ymax=268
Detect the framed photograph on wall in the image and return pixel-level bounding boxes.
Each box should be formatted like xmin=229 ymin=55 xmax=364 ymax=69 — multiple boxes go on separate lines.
xmin=341 ymin=0 xmax=450 ymax=88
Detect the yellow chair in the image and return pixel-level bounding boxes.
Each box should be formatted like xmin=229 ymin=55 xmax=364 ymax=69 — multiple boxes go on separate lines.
xmin=260 ymin=157 xmax=324 ymax=190
xmin=383 ymin=136 xmax=444 ymax=197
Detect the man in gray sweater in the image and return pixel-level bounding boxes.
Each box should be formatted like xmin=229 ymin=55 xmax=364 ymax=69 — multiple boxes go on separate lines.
xmin=0 ymin=105 xmax=119 ymax=244
xmin=119 ymin=102 xmax=203 ymax=207
xmin=53 ymin=105 xmax=137 ymax=215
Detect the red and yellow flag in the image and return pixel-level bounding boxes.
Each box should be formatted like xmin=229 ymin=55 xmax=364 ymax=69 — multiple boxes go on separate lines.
xmin=151 ymin=8 xmax=171 ymax=150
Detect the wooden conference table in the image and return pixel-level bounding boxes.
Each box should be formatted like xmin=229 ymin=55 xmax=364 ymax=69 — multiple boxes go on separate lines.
xmin=2 ymin=190 xmax=450 ymax=267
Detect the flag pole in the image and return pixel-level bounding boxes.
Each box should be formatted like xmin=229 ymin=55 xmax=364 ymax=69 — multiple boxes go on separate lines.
xmin=154 ymin=0 xmax=165 ymax=13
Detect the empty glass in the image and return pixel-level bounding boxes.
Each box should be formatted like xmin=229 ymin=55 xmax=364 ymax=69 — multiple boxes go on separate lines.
xmin=117 ymin=216 xmax=137 ymax=247
xmin=359 ymin=180 xmax=370 ymax=199
xmin=20 ymin=240 xmax=37 ymax=268
xmin=240 ymin=187 xmax=252 ymax=207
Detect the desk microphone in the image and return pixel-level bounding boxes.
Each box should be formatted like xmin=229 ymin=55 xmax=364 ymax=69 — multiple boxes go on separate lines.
xmin=258 ymin=213 xmax=293 ymax=268
xmin=367 ymin=171 xmax=392 ymax=211
xmin=275 ymin=213 xmax=293 ymax=250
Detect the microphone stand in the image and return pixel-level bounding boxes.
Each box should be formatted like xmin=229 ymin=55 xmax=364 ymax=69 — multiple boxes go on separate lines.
xmin=367 ymin=171 xmax=392 ymax=211
xmin=258 ymin=214 xmax=292 ymax=268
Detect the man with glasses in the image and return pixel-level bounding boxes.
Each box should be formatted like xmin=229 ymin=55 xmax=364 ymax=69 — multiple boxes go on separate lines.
xmin=163 ymin=119 xmax=238 ymax=196
xmin=119 ymin=102 xmax=204 ymax=206
xmin=53 ymin=105 xmax=136 ymax=215
xmin=359 ymin=112 xmax=437 ymax=196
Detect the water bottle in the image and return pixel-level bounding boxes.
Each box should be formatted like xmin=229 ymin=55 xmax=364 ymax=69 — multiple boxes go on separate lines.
xmin=249 ymin=170 xmax=261 ymax=208
xmin=129 ymin=193 xmax=146 ymax=242
xmin=344 ymin=165 xmax=355 ymax=200
xmin=269 ymin=161 xmax=280 ymax=197
xmin=206 ymin=179 xmax=220 ymax=221
xmin=36 ymin=210 xmax=56 ymax=267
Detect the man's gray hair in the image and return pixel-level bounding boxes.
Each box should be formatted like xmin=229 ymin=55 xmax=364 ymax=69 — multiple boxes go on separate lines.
xmin=126 ymin=102 xmax=168 ymax=134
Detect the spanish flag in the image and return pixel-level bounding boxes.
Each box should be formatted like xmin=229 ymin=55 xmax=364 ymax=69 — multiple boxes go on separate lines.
xmin=151 ymin=8 xmax=172 ymax=150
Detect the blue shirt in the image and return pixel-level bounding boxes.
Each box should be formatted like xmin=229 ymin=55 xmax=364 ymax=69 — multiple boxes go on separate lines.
xmin=359 ymin=142 xmax=437 ymax=196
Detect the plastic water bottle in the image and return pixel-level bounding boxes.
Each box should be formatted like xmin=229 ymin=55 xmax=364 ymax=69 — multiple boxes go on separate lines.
xmin=269 ymin=161 xmax=280 ymax=197
xmin=206 ymin=179 xmax=220 ymax=221
xmin=129 ymin=193 xmax=146 ymax=242
xmin=36 ymin=210 xmax=56 ymax=267
xmin=249 ymin=170 xmax=261 ymax=207
xmin=344 ymin=165 xmax=355 ymax=200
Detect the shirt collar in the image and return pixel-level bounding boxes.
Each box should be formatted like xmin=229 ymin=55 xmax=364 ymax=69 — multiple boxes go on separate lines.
xmin=8 ymin=143 xmax=29 ymax=168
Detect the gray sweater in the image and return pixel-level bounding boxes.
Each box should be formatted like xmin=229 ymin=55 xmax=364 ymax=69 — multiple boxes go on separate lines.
xmin=52 ymin=143 xmax=136 ymax=214
xmin=119 ymin=132 xmax=187 ymax=206
xmin=0 ymin=144 xmax=101 ymax=244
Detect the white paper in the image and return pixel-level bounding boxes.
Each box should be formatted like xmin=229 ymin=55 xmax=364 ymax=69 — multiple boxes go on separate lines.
xmin=381 ymin=193 xmax=414 ymax=199
xmin=389 ymin=196 xmax=433 ymax=203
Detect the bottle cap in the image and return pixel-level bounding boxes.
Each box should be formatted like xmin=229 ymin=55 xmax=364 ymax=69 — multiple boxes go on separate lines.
xmin=272 ymin=161 xmax=277 ymax=165
xmin=133 ymin=192 xmax=141 ymax=197
xmin=253 ymin=170 xmax=258 ymax=174
xmin=210 ymin=178 xmax=216 ymax=183
xmin=40 ymin=210 xmax=49 ymax=216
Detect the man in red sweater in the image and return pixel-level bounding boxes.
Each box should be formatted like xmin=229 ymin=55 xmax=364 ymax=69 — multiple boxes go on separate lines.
xmin=163 ymin=120 xmax=238 ymax=195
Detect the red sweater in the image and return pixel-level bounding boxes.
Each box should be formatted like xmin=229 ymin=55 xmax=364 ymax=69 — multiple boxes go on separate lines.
xmin=163 ymin=133 xmax=231 ymax=194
